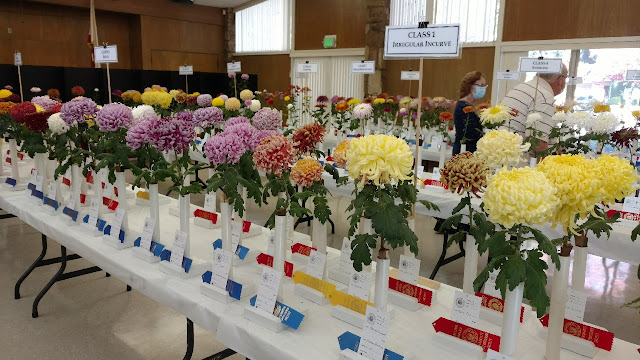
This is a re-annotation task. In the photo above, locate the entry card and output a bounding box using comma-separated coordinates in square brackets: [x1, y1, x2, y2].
[35, 176, 44, 191]
[110, 208, 125, 241]
[204, 194, 216, 212]
[431, 167, 441, 181]
[566, 77, 583, 85]
[66, 191, 77, 210]
[496, 71, 519, 80]
[103, 183, 114, 198]
[48, 182, 57, 200]
[349, 270, 372, 301]
[306, 250, 326, 279]
[451, 291, 481, 327]
[339, 237, 353, 273]
[87, 198, 100, 228]
[30, 170, 37, 185]
[267, 230, 275, 256]
[231, 221, 241, 253]
[352, 61, 375, 74]
[518, 57, 562, 73]
[623, 196, 640, 214]
[169, 230, 188, 266]
[359, 306, 390, 360]
[565, 288, 587, 323]
[416, 165, 424, 179]
[626, 70, 640, 81]
[486, 349, 515, 360]
[14, 52, 22, 66]
[211, 249, 233, 290]
[139, 217, 156, 251]
[398, 254, 420, 285]
[401, 71, 419, 81]
[255, 266, 282, 314]
[179, 65, 193, 75]
[94, 45, 118, 64]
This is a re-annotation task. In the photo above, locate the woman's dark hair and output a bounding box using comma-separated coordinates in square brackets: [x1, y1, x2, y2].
[458, 71, 484, 99]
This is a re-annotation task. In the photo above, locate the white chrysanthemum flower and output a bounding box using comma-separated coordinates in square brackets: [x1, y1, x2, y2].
[476, 129, 531, 169]
[526, 112, 543, 127]
[131, 105, 155, 124]
[551, 111, 567, 123]
[591, 112, 619, 135]
[352, 103, 373, 119]
[47, 113, 70, 134]
[249, 99, 261, 112]
[287, 104, 294, 110]
[565, 111, 593, 129]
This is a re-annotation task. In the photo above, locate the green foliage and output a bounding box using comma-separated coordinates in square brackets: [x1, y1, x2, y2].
[350, 233, 378, 272]
[324, 163, 349, 186]
[576, 207, 619, 240]
[418, 199, 440, 212]
[632, 223, 640, 242]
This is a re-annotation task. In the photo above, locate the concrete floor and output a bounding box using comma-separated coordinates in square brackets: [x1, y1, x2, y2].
[1, 179, 639, 359]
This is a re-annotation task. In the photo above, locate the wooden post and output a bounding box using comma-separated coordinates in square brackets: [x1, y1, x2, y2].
[412, 58, 424, 217]
[17, 64, 23, 102]
[185, 75, 189, 94]
[106, 63, 112, 104]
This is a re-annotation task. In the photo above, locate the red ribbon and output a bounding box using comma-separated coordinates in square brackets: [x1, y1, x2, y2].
[424, 179, 448, 189]
[80, 194, 86, 204]
[103, 197, 118, 211]
[5, 157, 10, 164]
[85, 171, 93, 184]
[102, 182, 119, 197]
[388, 277, 433, 306]
[291, 243, 317, 256]
[17, 153, 23, 160]
[194, 209, 218, 224]
[475, 292, 524, 323]
[230, 219, 253, 232]
[606, 209, 640, 222]
[538, 314, 614, 351]
[432, 317, 500, 352]
[62, 177, 71, 186]
[256, 253, 293, 278]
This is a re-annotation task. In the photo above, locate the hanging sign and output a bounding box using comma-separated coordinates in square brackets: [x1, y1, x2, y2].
[297, 63, 318, 73]
[566, 77, 583, 85]
[94, 45, 118, 64]
[496, 71, 519, 80]
[384, 24, 461, 59]
[14, 52, 22, 66]
[179, 65, 193, 75]
[227, 62, 241, 72]
[518, 57, 562, 73]
[401, 71, 420, 80]
[626, 70, 640, 80]
[351, 61, 375, 74]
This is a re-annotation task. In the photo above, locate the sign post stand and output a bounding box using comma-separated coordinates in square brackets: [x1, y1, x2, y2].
[227, 61, 242, 98]
[14, 51, 23, 102]
[179, 66, 194, 93]
[94, 44, 119, 104]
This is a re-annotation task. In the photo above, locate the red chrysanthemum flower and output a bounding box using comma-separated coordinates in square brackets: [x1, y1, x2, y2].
[439, 111, 453, 122]
[47, 88, 60, 99]
[24, 111, 51, 132]
[292, 122, 325, 154]
[252, 135, 297, 176]
[71, 86, 85, 97]
[611, 128, 639, 148]
[268, 99, 275, 105]
[10, 102, 36, 124]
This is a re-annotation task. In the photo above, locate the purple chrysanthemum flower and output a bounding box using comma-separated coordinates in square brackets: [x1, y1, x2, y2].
[228, 72, 236, 79]
[31, 95, 60, 112]
[316, 95, 329, 103]
[4, 85, 13, 90]
[193, 107, 223, 128]
[204, 132, 245, 165]
[225, 122, 258, 150]
[252, 108, 282, 131]
[96, 103, 133, 132]
[220, 94, 229, 101]
[148, 116, 194, 153]
[60, 97, 98, 125]
[126, 114, 156, 150]
[197, 94, 213, 107]
[330, 96, 341, 104]
[241, 74, 249, 80]
[244, 99, 252, 107]
[176, 110, 193, 124]
[225, 116, 249, 128]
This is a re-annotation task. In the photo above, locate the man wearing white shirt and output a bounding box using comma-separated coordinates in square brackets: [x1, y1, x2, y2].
[501, 64, 568, 153]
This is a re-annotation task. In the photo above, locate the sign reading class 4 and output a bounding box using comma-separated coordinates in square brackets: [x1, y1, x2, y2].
[94, 45, 118, 64]
[384, 25, 461, 59]
[518, 57, 562, 73]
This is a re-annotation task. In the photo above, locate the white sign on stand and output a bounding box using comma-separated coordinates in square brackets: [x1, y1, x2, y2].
[227, 62, 241, 73]
[450, 291, 481, 327]
[179, 65, 193, 75]
[496, 71, 519, 80]
[94, 45, 118, 63]
[566, 77, 583, 85]
[401, 71, 420, 80]
[14, 52, 22, 66]
[297, 63, 318, 73]
[518, 57, 562, 73]
[139, 217, 156, 251]
[352, 61, 375, 74]
[359, 306, 390, 360]
[384, 25, 461, 59]
[626, 70, 640, 80]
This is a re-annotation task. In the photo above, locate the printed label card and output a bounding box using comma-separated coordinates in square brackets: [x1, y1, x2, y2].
[359, 306, 390, 360]
[348, 270, 373, 301]
[451, 291, 481, 327]
[255, 266, 283, 314]
[169, 230, 188, 266]
[139, 217, 156, 251]
[305, 250, 327, 279]
[211, 249, 233, 290]
[397, 254, 420, 285]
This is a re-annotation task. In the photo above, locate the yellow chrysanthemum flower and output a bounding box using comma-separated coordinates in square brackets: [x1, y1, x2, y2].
[632, 110, 640, 119]
[475, 129, 530, 169]
[212, 97, 224, 107]
[34, 104, 45, 113]
[86, 117, 95, 127]
[386, 98, 394, 103]
[595, 155, 638, 205]
[479, 105, 511, 126]
[284, 96, 291, 101]
[348, 99, 360, 107]
[240, 89, 254, 101]
[593, 103, 611, 113]
[225, 97, 241, 111]
[191, 92, 200, 96]
[483, 167, 560, 229]
[169, 89, 180, 99]
[345, 134, 413, 187]
[141, 90, 172, 109]
[132, 92, 142, 103]
[536, 154, 602, 234]
[0, 89, 12, 99]
[290, 158, 324, 188]
[373, 98, 385, 104]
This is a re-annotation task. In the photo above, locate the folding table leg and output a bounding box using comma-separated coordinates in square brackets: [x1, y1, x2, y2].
[184, 318, 194, 360]
[32, 245, 67, 318]
[15, 234, 47, 299]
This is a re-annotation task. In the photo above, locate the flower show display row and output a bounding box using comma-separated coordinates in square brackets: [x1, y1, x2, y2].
[0, 152, 637, 360]
[1, 83, 640, 360]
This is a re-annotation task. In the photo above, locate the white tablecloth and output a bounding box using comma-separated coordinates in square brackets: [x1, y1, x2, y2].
[1, 157, 638, 360]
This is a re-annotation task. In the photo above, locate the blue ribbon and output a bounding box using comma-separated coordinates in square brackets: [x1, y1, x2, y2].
[103, 225, 125, 242]
[31, 189, 44, 199]
[249, 295, 305, 330]
[43, 196, 59, 210]
[82, 215, 107, 231]
[201, 271, 243, 300]
[337, 331, 404, 360]
[5, 178, 17, 187]
[27, 182, 35, 190]
[62, 207, 79, 222]
[159, 249, 193, 273]
[133, 238, 165, 257]
[213, 238, 250, 260]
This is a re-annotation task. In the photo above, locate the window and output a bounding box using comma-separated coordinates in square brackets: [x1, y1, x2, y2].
[235, 0, 291, 53]
[390, 0, 500, 44]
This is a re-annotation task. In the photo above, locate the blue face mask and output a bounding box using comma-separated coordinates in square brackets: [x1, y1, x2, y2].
[473, 86, 487, 99]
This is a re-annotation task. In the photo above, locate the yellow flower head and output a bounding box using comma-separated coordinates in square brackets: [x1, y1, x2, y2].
[240, 89, 254, 101]
[284, 96, 291, 102]
[0, 89, 12, 99]
[348, 99, 360, 107]
[333, 139, 350, 168]
[169, 89, 180, 99]
[225, 97, 241, 111]
[483, 167, 560, 229]
[212, 97, 225, 107]
[479, 105, 511, 126]
[399, 97, 412, 106]
[141, 90, 173, 109]
[34, 104, 45, 113]
[476, 129, 530, 169]
[346, 134, 413, 187]
[132, 92, 142, 103]
[386, 98, 395, 103]
[595, 155, 638, 205]
[632, 110, 640, 119]
[536, 154, 602, 233]
[290, 158, 324, 188]
[373, 98, 385, 104]
[86, 117, 95, 127]
[593, 103, 611, 113]
[440, 152, 491, 197]
[191, 92, 200, 96]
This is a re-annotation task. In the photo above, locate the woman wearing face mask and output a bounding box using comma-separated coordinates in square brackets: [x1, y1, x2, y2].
[452, 71, 487, 155]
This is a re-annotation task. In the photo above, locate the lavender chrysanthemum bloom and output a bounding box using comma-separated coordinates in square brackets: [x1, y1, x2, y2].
[244, 99, 252, 107]
[316, 95, 329, 103]
[220, 94, 229, 101]
[252, 108, 282, 131]
[126, 114, 156, 150]
[225, 122, 258, 150]
[60, 97, 98, 125]
[31, 95, 60, 112]
[176, 110, 193, 124]
[204, 132, 245, 165]
[193, 107, 223, 128]
[96, 103, 134, 132]
[4, 85, 13, 90]
[330, 96, 341, 104]
[225, 116, 249, 128]
[197, 94, 213, 107]
[251, 129, 279, 149]
[228, 72, 236, 79]
[241, 74, 249, 80]
[148, 116, 194, 153]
